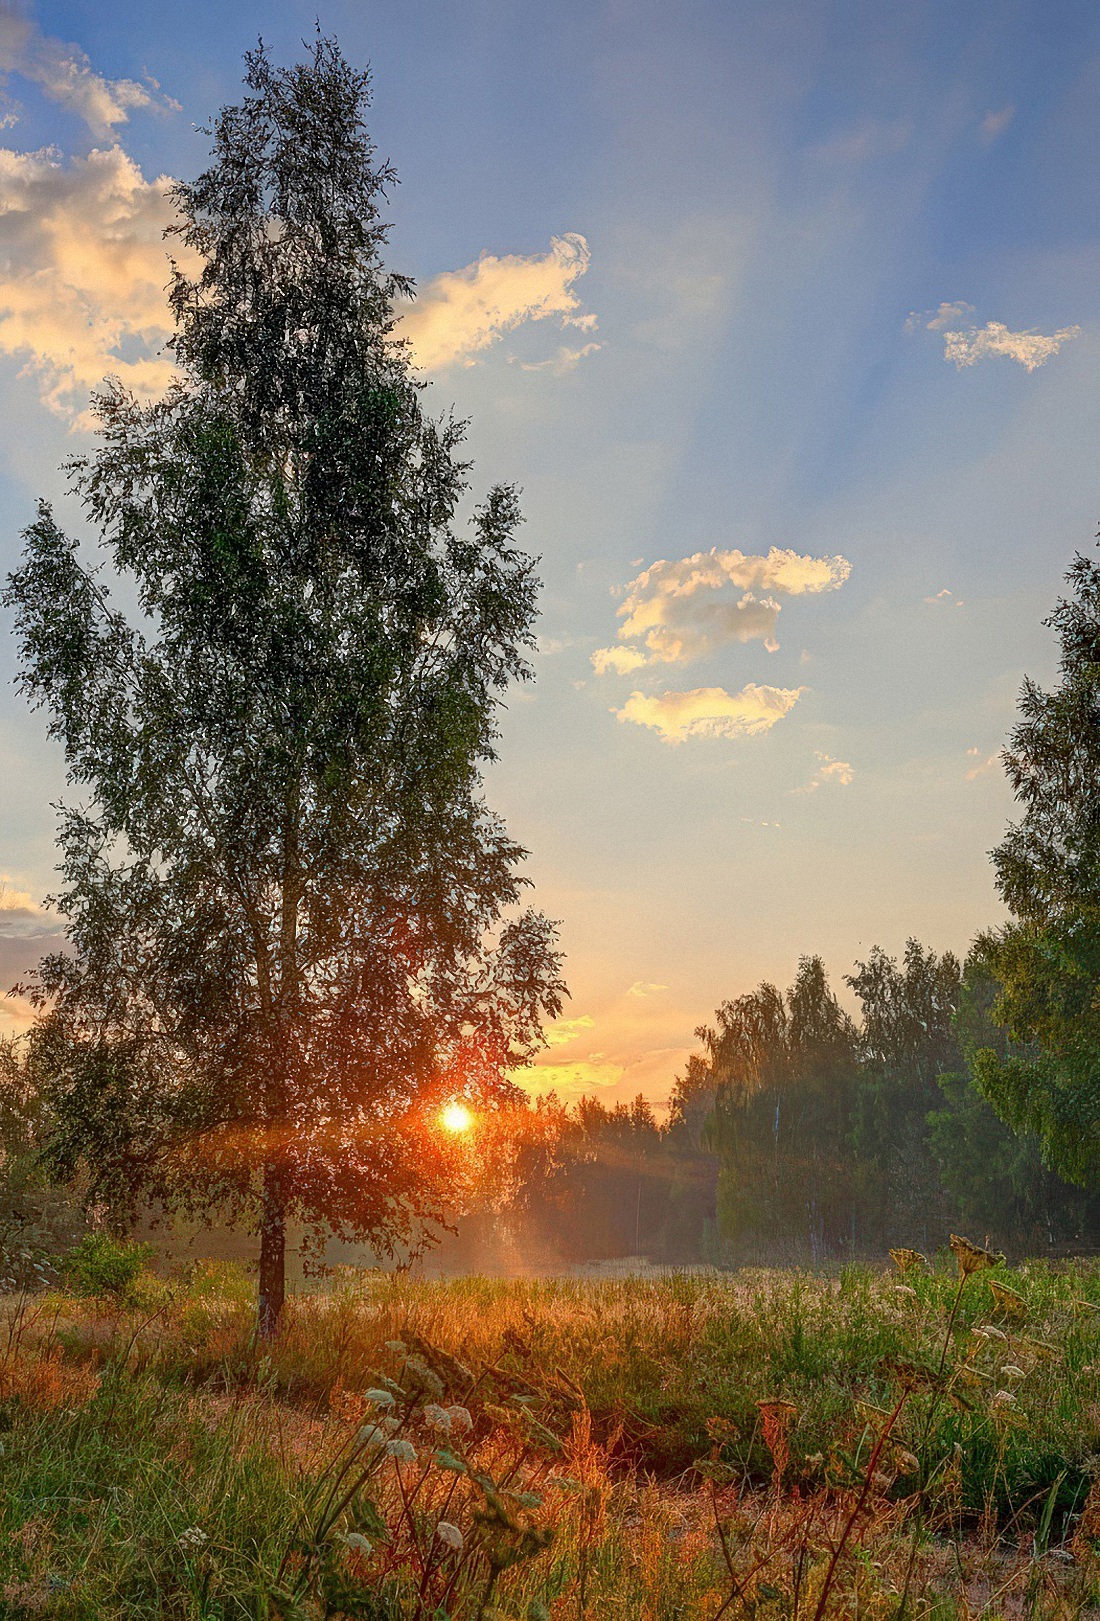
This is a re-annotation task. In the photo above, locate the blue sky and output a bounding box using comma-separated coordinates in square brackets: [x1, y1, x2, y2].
[0, 0, 1098, 1103]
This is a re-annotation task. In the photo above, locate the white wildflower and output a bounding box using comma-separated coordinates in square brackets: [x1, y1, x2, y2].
[446, 1404, 473, 1432]
[991, 1389, 1018, 1407]
[340, 1531, 372, 1553]
[386, 1438, 417, 1462]
[179, 1526, 208, 1550]
[364, 1388, 396, 1409]
[1000, 1364, 1026, 1382]
[423, 1403, 452, 1432]
[436, 1521, 464, 1551]
[357, 1424, 387, 1449]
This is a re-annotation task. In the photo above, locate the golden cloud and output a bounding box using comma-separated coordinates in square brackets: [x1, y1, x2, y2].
[797, 750, 854, 792]
[614, 682, 806, 744]
[397, 232, 596, 371]
[544, 1014, 596, 1048]
[0, 143, 186, 422]
[0, 144, 595, 422]
[593, 546, 850, 673]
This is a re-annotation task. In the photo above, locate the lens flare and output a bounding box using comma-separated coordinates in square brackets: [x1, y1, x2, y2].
[440, 1101, 474, 1135]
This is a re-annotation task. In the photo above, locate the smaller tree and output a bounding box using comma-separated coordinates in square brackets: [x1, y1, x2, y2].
[974, 542, 1100, 1186]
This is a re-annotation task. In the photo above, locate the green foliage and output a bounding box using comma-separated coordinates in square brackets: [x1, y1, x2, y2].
[4, 36, 564, 1328]
[967, 542, 1100, 1189]
[58, 1233, 155, 1300]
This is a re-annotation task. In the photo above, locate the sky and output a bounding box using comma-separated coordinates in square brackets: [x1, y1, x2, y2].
[0, 0, 1097, 1107]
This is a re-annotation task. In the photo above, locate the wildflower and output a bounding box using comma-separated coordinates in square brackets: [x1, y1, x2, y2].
[179, 1527, 208, 1551]
[949, 1234, 1004, 1278]
[991, 1389, 1018, 1407]
[386, 1438, 417, 1462]
[756, 1399, 797, 1485]
[893, 1447, 920, 1474]
[385, 1340, 407, 1355]
[356, 1424, 387, 1449]
[893, 1284, 918, 1298]
[364, 1388, 396, 1409]
[890, 1248, 929, 1275]
[1000, 1364, 1026, 1382]
[340, 1531, 372, 1553]
[446, 1404, 473, 1432]
[435, 1521, 464, 1551]
[422, 1403, 452, 1432]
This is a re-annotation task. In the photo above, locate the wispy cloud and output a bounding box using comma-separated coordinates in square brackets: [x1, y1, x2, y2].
[796, 750, 854, 793]
[965, 747, 1000, 781]
[0, 6, 176, 137]
[518, 341, 601, 375]
[398, 232, 596, 371]
[614, 682, 806, 744]
[592, 547, 850, 674]
[809, 117, 910, 165]
[908, 301, 1081, 371]
[627, 981, 667, 999]
[979, 105, 1015, 146]
[925, 587, 964, 607]
[544, 1014, 596, 1047]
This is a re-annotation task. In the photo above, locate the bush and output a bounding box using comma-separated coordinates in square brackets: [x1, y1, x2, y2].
[59, 1233, 154, 1300]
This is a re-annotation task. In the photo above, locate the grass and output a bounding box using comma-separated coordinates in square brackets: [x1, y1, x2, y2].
[3, 1248, 1100, 1616]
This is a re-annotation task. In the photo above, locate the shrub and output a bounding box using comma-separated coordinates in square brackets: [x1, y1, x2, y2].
[58, 1233, 154, 1300]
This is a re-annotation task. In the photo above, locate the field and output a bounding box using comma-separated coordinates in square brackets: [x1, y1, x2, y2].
[4, 1249, 1100, 1618]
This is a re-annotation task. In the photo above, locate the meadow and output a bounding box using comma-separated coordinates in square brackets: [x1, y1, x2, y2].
[3, 1244, 1100, 1618]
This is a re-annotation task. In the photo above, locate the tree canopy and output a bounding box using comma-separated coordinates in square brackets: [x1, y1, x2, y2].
[5, 37, 565, 1332]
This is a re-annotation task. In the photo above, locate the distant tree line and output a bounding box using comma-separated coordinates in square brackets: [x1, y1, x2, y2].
[447, 933, 1100, 1269]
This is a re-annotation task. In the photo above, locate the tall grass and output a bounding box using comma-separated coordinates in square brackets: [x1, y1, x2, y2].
[4, 1248, 1100, 1615]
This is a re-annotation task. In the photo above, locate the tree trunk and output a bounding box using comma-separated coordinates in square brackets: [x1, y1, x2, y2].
[258, 1162, 286, 1339]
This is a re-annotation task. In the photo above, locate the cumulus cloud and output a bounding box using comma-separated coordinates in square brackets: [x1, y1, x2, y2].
[592, 546, 850, 673]
[797, 750, 854, 793]
[943, 321, 1080, 372]
[0, 7, 175, 137]
[925, 587, 964, 607]
[0, 143, 186, 421]
[0, 138, 593, 422]
[908, 301, 1080, 371]
[614, 682, 806, 744]
[397, 232, 596, 371]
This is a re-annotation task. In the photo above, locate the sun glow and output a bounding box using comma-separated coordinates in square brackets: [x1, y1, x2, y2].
[439, 1101, 474, 1135]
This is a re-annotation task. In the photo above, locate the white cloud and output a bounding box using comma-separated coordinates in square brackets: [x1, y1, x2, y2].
[797, 750, 854, 793]
[943, 320, 1081, 372]
[398, 232, 596, 371]
[908, 302, 1081, 372]
[979, 105, 1015, 145]
[0, 143, 186, 422]
[925, 587, 964, 607]
[614, 682, 806, 744]
[519, 340, 601, 375]
[592, 546, 850, 674]
[627, 981, 667, 999]
[0, 8, 175, 137]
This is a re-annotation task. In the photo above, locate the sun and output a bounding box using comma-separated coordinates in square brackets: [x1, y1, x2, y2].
[439, 1101, 474, 1135]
